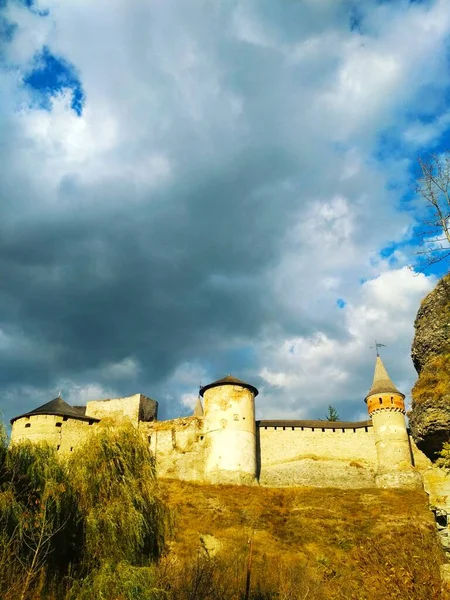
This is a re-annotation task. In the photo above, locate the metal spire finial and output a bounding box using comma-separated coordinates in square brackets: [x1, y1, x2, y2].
[370, 340, 386, 357]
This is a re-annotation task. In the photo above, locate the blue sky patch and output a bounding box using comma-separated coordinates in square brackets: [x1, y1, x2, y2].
[336, 298, 346, 309]
[24, 46, 85, 115]
[18, 0, 49, 17]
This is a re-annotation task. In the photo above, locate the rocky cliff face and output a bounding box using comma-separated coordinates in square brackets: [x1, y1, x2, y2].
[409, 273, 450, 459]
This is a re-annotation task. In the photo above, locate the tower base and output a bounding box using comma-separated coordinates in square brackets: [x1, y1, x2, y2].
[375, 470, 423, 490]
[204, 470, 258, 486]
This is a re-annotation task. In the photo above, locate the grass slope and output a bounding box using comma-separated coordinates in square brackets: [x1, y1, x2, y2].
[159, 480, 445, 600]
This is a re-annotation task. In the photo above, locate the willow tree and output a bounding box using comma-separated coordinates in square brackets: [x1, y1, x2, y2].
[0, 421, 168, 600]
[68, 422, 167, 569]
[65, 423, 168, 599]
[0, 440, 80, 600]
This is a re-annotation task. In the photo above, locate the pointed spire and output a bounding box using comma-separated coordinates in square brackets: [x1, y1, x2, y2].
[193, 397, 204, 417]
[365, 356, 405, 401]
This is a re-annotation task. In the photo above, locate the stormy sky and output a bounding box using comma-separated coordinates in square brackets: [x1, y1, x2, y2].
[1, 0, 449, 426]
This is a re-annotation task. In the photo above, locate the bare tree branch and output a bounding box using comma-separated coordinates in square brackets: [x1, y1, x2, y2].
[414, 153, 450, 268]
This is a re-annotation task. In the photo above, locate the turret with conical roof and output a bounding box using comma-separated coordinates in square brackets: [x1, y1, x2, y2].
[10, 396, 99, 424]
[365, 354, 421, 490]
[9, 395, 100, 453]
[365, 355, 405, 416]
[201, 374, 258, 485]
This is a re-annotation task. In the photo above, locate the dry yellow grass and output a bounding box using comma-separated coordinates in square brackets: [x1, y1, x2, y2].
[412, 353, 450, 405]
[158, 480, 445, 600]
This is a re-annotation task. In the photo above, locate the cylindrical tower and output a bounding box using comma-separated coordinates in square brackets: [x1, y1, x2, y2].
[366, 356, 421, 489]
[200, 375, 258, 485]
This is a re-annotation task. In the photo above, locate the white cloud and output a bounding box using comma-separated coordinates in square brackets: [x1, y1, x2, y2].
[56, 381, 117, 405]
[100, 357, 140, 381]
[257, 268, 435, 419]
[180, 393, 198, 411]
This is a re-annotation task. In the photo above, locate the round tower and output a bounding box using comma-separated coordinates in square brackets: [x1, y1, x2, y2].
[365, 356, 421, 489]
[200, 375, 258, 485]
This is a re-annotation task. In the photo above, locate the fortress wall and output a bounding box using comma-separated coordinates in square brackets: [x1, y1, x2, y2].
[140, 416, 205, 482]
[258, 425, 378, 488]
[86, 394, 143, 423]
[10, 415, 95, 454]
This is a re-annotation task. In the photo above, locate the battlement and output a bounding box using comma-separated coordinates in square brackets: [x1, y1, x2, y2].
[257, 419, 372, 431]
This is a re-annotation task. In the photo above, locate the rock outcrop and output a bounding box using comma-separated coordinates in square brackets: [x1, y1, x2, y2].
[409, 273, 450, 459]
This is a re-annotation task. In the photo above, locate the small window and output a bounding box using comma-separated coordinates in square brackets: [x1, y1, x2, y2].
[70, 447, 73, 452]
[25, 423, 31, 428]
[292, 427, 295, 431]
[242, 417, 246, 420]
[148, 435, 152, 444]
[379, 398, 382, 405]
[322, 428, 325, 432]
[63, 416, 68, 422]
[200, 435, 204, 440]
[56, 445, 60, 450]
[55, 422, 62, 427]
[391, 398, 394, 405]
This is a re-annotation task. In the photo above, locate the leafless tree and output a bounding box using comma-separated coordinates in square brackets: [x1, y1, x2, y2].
[415, 153, 450, 267]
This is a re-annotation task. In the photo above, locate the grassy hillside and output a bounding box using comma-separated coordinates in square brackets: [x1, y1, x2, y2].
[1, 425, 446, 599]
[158, 480, 445, 600]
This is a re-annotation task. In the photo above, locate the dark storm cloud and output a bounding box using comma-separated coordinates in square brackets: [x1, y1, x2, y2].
[0, 0, 447, 424]
[0, 140, 314, 393]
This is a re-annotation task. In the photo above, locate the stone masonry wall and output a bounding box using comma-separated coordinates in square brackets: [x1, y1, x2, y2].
[140, 416, 205, 482]
[11, 410, 432, 490]
[86, 394, 144, 422]
[258, 424, 378, 488]
[140, 419, 382, 488]
[10, 414, 96, 454]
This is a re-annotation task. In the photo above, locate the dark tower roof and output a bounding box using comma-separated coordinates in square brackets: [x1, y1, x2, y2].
[199, 374, 259, 397]
[365, 356, 405, 401]
[10, 397, 100, 424]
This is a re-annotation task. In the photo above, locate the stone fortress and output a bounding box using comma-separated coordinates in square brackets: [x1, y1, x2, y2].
[10, 354, 439, 492]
